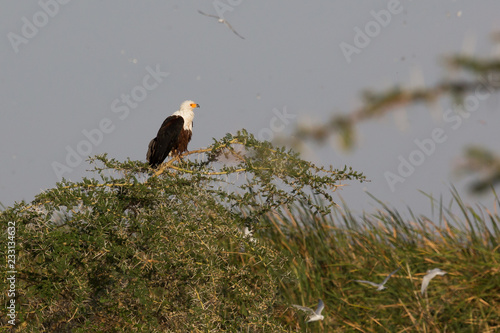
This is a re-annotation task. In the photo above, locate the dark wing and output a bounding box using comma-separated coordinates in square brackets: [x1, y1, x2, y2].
[223, 21, 245, 39]
[197, 10, 219, 19]
[147, 115, 184, 167]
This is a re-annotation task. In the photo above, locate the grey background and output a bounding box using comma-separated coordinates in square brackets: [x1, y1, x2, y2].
[1, 1, 499, 217]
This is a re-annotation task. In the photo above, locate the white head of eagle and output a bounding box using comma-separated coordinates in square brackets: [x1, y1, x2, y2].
[147, 100, 200, 167]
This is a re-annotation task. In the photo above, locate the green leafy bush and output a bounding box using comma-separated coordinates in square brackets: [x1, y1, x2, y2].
[0, 131, 364, 332]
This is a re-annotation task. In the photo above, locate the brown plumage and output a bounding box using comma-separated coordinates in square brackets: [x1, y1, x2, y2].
[147, 100, 199, 167]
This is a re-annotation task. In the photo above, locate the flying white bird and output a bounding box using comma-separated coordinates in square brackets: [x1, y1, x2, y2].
[354, 268, 400, 291]
[291, 299, 325, 323]
[421, 268, 447, 295]
[197, 10, 245, 39]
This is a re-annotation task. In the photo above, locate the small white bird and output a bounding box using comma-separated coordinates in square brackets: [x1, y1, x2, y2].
[239, 226, 257, 252]
[197, 10, 245, 39]
[243, 226, 256, 243]
[421, 268, 447, 295]
[292, 299, 325, 323]
[354, 268, 400, 291]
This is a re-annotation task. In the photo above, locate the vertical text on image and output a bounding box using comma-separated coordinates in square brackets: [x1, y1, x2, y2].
[6, 221, 17, 326]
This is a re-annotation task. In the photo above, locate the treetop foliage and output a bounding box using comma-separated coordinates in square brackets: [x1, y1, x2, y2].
[0, 130, 365, 331]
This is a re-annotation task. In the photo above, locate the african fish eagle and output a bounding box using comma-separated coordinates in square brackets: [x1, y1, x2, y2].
[147, 100, 200, 167]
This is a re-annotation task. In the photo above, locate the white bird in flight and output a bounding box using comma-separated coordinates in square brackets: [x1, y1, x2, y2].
[354, 268, 400, 291]
[291, 299, 325, 323]
[421, 268, 447, 295]
[197, 10, 245, 39]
